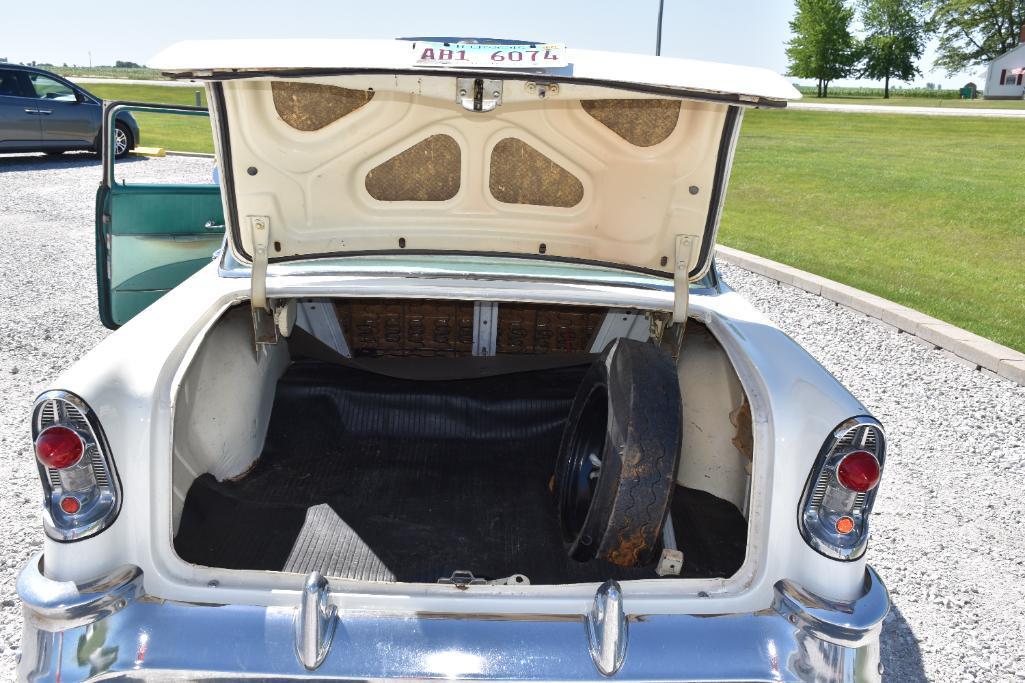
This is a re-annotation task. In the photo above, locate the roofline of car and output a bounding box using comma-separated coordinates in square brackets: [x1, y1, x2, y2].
[0, 64, 101, 104]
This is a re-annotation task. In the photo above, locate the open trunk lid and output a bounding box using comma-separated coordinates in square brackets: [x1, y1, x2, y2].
[150, 39, 798, 284]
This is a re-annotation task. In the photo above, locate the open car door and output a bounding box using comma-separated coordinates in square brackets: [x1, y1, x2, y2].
[95, 102, 223, 329]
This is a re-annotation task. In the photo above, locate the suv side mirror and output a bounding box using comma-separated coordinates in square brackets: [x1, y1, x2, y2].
[74, 90, 86, 104]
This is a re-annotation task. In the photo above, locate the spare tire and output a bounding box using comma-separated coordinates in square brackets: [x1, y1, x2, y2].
[555, 338, 683, 567]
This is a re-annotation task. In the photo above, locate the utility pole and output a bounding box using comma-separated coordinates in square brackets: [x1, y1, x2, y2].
[89, 51, 92, 67]
[655, 0, 665, 56]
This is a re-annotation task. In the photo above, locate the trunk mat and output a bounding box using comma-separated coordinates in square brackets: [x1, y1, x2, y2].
[174, 361, 746, 583]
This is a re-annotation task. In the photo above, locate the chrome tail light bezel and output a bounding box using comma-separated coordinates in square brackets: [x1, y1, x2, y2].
[798, 416, 885, 561]
[32, 390, 122, 542]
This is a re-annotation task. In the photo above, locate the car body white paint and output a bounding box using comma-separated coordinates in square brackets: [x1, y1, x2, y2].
[20, 43, 885, 681]
[43, 256, 869, 614]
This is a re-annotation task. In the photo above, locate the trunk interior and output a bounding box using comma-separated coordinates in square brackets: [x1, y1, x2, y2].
[171, 299, 752, 585]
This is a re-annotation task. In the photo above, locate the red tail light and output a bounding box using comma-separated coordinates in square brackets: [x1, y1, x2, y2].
[798, 417, 886, 561]
[35, 426, 85, 469]
[836, 450, 881, 492]
[32, 391, 121, 541]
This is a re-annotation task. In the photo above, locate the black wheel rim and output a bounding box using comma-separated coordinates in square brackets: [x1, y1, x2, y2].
[558, 385, 608, 540]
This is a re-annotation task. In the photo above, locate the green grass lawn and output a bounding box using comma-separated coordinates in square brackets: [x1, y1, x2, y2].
[721, 109, 1025, 352]
[82, 83, 214, 153]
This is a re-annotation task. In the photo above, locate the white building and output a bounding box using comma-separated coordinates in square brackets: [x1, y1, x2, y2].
[984, 26, 1025, 99]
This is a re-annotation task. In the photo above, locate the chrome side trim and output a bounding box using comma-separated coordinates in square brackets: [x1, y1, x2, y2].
[586, 580, 628, 676]
[773, 565, 890, 648]
[272, 274, 671, 311]
[294, 571, 337, 670]
[17, 554, 142, 631]
[216, 255, 686, 311]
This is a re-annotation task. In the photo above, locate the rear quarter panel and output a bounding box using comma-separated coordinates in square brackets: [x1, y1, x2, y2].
[691, 286, 872, 602]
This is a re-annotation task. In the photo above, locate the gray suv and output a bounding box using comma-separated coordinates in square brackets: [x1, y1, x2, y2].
[0, 64, 140, 158]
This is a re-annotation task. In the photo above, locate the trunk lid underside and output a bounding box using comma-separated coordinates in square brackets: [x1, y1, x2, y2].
[151, 39, 798, 280]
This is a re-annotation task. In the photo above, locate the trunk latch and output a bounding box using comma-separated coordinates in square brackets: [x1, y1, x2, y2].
[457, 78, 502, 113]
[438, 570, 531, 588]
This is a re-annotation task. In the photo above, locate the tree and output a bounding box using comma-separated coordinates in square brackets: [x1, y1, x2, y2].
[860, 0, 927, 97]
[787, 0, 861, 97]
[928, 0, 1025, 75]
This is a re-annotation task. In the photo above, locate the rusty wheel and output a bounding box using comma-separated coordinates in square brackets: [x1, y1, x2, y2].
[555, 338, 683, 567]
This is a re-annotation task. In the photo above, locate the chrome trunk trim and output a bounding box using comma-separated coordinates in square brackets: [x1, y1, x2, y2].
[586, 580, 628, 676]
[294, 571, 337, 670]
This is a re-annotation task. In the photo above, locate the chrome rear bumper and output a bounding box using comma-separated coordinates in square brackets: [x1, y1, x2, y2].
[17, 553, 888, 682]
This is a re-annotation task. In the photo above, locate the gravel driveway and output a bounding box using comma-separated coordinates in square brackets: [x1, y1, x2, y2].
[1, 153, 1023, 681]
[0, 153, 213, 679]
[719, 263, 1025, 682]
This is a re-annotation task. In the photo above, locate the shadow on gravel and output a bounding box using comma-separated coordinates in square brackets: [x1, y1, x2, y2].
[0, 152, 147, 172]
[880, 604, 926, 682]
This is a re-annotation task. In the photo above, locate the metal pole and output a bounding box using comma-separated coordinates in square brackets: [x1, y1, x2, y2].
[655, 0, 665, 56]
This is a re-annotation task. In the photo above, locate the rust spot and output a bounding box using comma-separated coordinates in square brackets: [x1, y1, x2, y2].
[729, 394, 754, 471]
[606, 526, 649, 567]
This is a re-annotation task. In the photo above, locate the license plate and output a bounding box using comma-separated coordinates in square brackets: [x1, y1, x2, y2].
[412, 42, 565, 69]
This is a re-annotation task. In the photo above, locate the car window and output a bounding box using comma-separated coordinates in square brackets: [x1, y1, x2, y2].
[0, 71, 25, 97]
[25, 74, 77, 102]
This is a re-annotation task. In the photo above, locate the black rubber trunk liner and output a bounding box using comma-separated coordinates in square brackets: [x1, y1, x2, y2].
[174, 361, 746, 583]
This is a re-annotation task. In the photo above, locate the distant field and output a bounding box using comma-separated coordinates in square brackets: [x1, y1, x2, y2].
[795, 85, 963, 99]
[721, 109, 1025, 353]
[794, 85, 1025, 109]
[82, 83, 213, 153]
[799, 96, 1025, 110]
[48, 66, 167, 80]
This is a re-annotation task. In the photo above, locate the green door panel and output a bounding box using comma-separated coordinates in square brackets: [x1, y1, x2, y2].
[109, 184, 223, 236]
[115, 256, 216, 291]
[98, 184, 223, 328]
[95, 103, 222, 329]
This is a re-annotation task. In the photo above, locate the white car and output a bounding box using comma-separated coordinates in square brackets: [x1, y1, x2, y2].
[17, 39, 889, 682]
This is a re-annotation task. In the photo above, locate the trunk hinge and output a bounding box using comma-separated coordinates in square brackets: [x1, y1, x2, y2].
[248, 215, 277, 346]
[673, 235, 694, 324]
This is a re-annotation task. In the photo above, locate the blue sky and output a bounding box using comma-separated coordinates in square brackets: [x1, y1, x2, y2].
[0, 0, 980, 88]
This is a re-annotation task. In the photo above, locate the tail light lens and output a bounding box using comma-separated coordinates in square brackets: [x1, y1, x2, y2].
[35, 426, 86, 469]
[32, 391, 121, 541]
[836, 450, 881, 493]
[798, 416, 885, 561]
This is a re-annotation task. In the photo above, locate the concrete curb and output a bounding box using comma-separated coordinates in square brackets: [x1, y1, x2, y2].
[165, 151, 215, 158]
[716, 245, 1025, 387]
